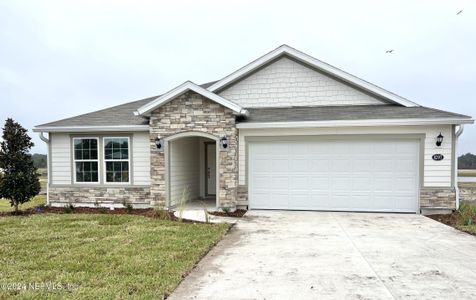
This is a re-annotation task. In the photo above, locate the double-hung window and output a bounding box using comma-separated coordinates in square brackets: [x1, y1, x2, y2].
[73, 138, 99, 183]
[104, 137, 130, 183]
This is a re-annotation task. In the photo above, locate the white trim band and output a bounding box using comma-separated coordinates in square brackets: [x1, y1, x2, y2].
[33, 125, 150, 133]
[135, 81, 246, 116]
[236, 118, 475, 129]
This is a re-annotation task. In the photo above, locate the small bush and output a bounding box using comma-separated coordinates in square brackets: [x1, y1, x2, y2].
[63, 203, 74, 214]
[122, 200, 133, 214]
[222, 207, 231, 216]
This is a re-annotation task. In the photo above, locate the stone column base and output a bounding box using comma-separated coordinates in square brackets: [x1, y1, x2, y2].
[420, 187, 456, 214]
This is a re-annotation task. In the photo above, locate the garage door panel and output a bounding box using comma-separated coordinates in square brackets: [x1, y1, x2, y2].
[290, 176, 309, 190]
[353, 160, 373, 171]
[309, 176, 330, 190]
[310, 159, 330, 171]
[374, 160, 394, 171]
[332, 176, 353, 191]
[394, 177, 417, 190]
[374, 143, 396, 153]
[394, 195, 417, 210]
[395, 159, 416, 171]
[396, 142, 419, 153]
[290, 159, 310, 172]
[253, 159, 272, 172]
[351, 193, 373, 208]
[352, 176, 372, 191]
[269, 176, 289, 190]
[249, 139, 419, 212]
[270, 159, 289, 172]
[332, 160, 352, 172]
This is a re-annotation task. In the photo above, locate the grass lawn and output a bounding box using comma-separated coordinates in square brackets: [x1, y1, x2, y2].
[0, 195, 47, 212]
[455, 203, 476, 235]
[0, 214, 230, 299]
[459, 182, 476, 189]
[458, 169, 476, 177]
[37, 168, 48, 192]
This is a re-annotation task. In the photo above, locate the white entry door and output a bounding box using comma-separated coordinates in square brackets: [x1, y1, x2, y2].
[248, 138, 419, 212]
[206, 143, 216, 196]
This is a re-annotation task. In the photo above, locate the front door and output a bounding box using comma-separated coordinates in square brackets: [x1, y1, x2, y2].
[206, 143, 216, 196]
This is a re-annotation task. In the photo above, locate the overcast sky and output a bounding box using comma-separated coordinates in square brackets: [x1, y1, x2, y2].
[1, 0, 474, 155]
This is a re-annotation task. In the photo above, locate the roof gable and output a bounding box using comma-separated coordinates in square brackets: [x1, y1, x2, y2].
[135, 81, 248, 116]
[208, 45, 419, 107]
[218, 56, 388, 108]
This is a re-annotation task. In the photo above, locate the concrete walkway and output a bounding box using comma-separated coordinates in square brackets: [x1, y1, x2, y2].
[169, 211, 476, 300]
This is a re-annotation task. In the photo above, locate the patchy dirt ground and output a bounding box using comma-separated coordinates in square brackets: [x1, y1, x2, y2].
[427, 213, 461, 227]
[208, 209, 247, 218]
[427, 204, 476, 236]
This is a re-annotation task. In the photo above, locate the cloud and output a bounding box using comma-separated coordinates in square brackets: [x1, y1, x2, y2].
[0, 0, 474, 154]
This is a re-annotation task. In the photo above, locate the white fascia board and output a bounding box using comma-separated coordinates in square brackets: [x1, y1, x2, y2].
[236, 118, 474, 129]
[32, 125, 150, 133]
[135, 81, 245, 116]
[208, 45, 419, 108]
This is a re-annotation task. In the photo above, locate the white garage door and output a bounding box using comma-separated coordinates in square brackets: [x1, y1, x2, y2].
[248, 138, 419, 212]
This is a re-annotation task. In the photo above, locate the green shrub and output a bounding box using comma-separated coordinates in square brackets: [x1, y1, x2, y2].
[222, 207, 231, 216]
[63, 203, 74, 214]
[122, 200, 133, 214]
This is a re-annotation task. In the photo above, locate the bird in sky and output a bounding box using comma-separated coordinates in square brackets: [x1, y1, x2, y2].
[457, 10, 463, 15]
[386, 50, 394, 54]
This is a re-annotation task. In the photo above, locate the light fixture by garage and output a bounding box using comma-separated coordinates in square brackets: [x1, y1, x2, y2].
[436, 132, 444, 147]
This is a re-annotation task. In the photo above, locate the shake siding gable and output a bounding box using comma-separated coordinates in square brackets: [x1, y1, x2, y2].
[218, 57, 387, 108]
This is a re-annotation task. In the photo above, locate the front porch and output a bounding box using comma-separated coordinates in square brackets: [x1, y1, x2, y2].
[166, 133, 219, 210]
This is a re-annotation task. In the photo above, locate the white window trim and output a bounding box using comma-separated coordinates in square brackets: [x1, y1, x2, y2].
[102, 137, 131, 185]
[72, 137, 100, 184]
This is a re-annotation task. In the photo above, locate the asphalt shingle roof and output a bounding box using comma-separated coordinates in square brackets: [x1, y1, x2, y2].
[238, 105, 472, 123]
[36, 81, 219, 128]
[36, 79, 471, 128]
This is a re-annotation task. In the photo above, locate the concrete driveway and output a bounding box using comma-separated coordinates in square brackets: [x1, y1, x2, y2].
[169, 211, 476, 299]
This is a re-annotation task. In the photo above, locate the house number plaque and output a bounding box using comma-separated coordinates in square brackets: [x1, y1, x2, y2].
[432, 154, 444, 161]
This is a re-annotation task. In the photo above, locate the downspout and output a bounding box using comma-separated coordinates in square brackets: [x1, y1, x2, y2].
[454, 125, 465, 210]
[38, 132, 50, 206]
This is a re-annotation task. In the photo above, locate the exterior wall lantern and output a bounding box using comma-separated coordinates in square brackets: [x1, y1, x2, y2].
[220, 135, 229, 150]
[436, 132, 444, 147]
[155, 136, 163, 151]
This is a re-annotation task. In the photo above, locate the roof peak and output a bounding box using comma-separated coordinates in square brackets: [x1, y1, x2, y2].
[207, 45, 419, 107]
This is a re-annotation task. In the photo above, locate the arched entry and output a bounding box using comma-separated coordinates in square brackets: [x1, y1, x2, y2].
[164, 131, 219, 208]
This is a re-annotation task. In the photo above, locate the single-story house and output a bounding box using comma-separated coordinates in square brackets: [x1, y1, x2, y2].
[34, 45, 473, 214]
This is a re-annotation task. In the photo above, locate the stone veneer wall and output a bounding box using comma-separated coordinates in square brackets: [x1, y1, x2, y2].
[460, 187, 476, 205]
[420, 188, 456, 209]
[149, 91, 238, 208]
[237, 185, 248, 207]
[48, 186, 151, 207]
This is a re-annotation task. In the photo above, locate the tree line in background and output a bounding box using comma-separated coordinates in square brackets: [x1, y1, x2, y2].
[459, 153, 476, 169]
[32, 153, 47, 168]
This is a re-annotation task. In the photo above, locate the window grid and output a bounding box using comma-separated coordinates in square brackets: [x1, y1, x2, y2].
[73, 138, 99, 183]
[103, 137, 130, 184]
